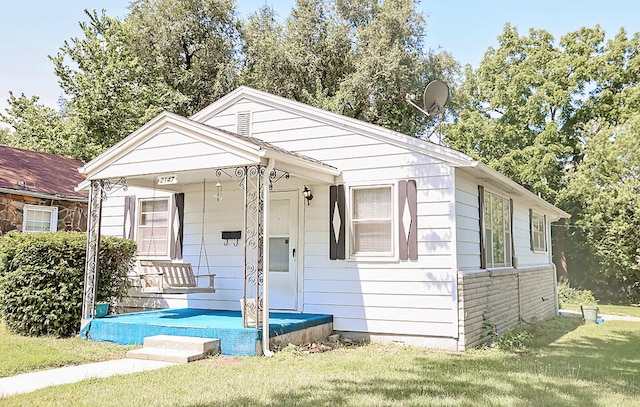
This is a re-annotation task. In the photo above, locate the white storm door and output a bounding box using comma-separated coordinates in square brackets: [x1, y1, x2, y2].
[269, 190, 298, 310]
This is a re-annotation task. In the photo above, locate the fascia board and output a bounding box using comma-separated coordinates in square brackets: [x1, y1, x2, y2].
[470, 162, 571, 220]
[0, 187, 87, 202]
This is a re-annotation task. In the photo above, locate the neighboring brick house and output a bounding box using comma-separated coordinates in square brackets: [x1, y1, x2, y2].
[0, 146, 87, 234]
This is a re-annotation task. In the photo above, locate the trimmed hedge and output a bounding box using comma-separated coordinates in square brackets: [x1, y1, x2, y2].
[0, 231, 136, 337]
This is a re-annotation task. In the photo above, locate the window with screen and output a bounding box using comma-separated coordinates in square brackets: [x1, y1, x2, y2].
[351, 186, 393, 257]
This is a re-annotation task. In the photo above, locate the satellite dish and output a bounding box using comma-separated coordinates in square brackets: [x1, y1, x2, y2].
[422, 80, 449, 116]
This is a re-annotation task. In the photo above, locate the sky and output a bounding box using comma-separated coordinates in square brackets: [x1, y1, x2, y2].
[0, 0, 638, 114]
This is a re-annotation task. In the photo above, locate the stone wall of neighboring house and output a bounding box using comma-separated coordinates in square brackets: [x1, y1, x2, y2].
[457, 265, 557, 350]
[0, 193, 88, 234]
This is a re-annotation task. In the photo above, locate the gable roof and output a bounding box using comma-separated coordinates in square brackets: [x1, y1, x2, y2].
[0, 146, 86, 200]
[78, 111, 340, 189]
[192, 86, 476, 167]
[191, 86, 570, 220]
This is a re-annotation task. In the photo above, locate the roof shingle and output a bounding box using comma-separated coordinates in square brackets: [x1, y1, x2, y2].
[0, 146, 86, 199]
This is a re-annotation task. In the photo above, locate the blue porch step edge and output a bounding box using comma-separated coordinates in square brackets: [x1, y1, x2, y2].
[80, 308, 333, 356]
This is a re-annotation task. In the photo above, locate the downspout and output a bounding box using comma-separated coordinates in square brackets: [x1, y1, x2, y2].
[262, 158, 276, 357]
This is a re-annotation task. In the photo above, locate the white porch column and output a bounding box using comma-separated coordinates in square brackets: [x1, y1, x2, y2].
[81, 179, 105, 328]
[261, 158, 275, 356]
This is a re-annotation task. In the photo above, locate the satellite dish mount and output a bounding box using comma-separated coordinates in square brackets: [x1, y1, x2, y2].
[405, 79, 450, 143]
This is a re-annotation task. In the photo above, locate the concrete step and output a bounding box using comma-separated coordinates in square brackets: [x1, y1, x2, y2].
[143, 335, 220, 353]
[126, 335, 221, 364]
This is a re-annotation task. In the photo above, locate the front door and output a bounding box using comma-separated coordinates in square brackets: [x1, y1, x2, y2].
[269, 190, 298, 310]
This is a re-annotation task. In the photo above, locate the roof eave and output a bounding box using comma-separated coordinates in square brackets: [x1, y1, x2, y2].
[0, 187, 88, 202]
[470, 162, 571, 221]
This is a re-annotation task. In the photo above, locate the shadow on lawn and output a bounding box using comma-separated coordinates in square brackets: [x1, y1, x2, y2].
[189, 318, 639, 407]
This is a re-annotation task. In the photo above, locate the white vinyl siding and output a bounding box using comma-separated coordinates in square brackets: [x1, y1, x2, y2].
[23, 205, 57, 232]
[350, 186, 393, 257]
[203, 98, 459, 339]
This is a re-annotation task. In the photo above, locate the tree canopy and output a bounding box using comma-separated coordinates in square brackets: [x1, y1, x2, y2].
[447, 24, 640, 300]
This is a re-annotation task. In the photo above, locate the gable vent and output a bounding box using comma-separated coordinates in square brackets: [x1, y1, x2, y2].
[237, 111, 251, 136]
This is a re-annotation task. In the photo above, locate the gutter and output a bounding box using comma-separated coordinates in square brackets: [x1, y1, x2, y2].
[261, 158, 276, 357]
[0, 187, 87, 202]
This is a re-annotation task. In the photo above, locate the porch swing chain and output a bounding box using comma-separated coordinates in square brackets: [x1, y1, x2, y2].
[196, 179, 211, 277]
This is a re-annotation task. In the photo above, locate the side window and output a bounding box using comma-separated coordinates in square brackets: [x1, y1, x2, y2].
[23, 205, 58, 232]
[530, 210, 547, 252]
[350, 186, 393, 257]
[482, 190, 512, 268]
[138, 198, 169, 257]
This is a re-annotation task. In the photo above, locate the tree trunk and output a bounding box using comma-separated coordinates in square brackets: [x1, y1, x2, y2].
[553, 218, 568, 282]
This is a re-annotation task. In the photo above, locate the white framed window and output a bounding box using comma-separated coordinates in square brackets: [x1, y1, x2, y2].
[530, 210, 547, 252]
[23, 205, 58, 232]
[483, 190, 512, 268]
[350, 185, 394, 257]
[138, 198, 169, 257]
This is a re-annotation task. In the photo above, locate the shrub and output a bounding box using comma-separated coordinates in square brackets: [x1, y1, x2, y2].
[0, 231, 136, 337]
[557, 281, 597, 308]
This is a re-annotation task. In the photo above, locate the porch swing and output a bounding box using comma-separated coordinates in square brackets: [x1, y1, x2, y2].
[138, 180, 216, 294]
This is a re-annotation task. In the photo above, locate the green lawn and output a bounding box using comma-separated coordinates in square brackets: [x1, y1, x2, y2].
[3, 317, 639, 406]
[0, 322, 135, 378]
[561, 303, 640, 318]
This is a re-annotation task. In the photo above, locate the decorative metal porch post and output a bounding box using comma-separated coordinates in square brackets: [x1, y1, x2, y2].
[81, 179, 105, 324]
[242, 165, 264, 328]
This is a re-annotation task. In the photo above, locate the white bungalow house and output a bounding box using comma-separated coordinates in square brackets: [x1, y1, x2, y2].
[78, 86, 569, 351]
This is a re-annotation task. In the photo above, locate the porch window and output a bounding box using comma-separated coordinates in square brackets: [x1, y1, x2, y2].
[350, 186, 393, 256]
[530, 210, 547, 252]
[23, 205, 58, 232]
[482, 190, 512, 268]
[138, 198, 169, 257]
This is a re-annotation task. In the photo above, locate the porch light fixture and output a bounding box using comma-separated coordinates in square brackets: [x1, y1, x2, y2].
[215, 181, 222, 201]
[302, 186, 313, 205]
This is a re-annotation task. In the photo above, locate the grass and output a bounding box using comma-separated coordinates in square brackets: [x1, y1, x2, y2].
[560, 303, 640, 318]
[0, 322, 136, 378]
[2, 316, 639, 406]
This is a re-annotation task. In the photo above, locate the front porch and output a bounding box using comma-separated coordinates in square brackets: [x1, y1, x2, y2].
[80, 308, 333, 356]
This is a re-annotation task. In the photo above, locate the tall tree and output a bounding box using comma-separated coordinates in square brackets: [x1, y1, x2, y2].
[242, 0, 459, 137]
[51, 10, 166, 155]
[445, 24, 606, 202]
[0, 93, 93, 160]
[127, 0, 241, 115]
[560, 116, 640, 300]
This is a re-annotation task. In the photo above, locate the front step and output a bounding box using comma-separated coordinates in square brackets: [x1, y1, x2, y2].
[127, 335, 220, 364]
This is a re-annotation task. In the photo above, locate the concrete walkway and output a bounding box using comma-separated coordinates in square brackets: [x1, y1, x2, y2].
[0, 358, 176, 398]
[558, 309, 640, 322]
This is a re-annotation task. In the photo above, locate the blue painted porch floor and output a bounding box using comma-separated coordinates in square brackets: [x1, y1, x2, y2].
[80, 308, 333, 356]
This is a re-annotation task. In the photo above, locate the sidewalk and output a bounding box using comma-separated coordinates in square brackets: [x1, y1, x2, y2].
[558, 309, 640, 322]
[0, 358, 175, 398]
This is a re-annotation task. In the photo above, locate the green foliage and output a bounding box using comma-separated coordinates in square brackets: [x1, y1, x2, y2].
[127, 0, 241, 115]
[0, 93, 94, 160]
[50, 10, 168, 158]
[242, 0, 460, 137]
[557, 281, 597, 307]
[482, 315, 533, 353]
[0, 231, 136, 337]
[559, 115, 640, 302]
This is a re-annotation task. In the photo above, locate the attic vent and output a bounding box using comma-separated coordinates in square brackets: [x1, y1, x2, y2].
[237, 111, 251, 137]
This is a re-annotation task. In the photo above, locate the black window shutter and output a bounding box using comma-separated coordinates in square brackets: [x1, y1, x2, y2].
[478, 185, 486, 269]
[170, 193, 185, 259]
[123, 195, 136, 239]
[399, 180, 418, 260]
[329, 185, 346, 260]
[529, 208, 535, 252]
